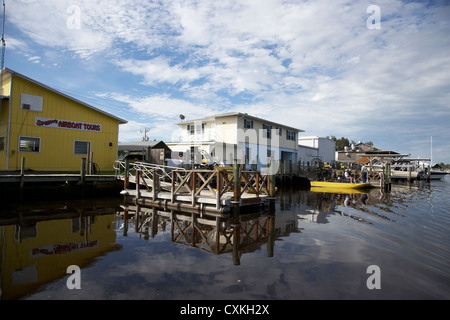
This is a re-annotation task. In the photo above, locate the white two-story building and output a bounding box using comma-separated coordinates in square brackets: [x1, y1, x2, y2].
[298, 136, 336, 166]
[167, 112, 303, 172]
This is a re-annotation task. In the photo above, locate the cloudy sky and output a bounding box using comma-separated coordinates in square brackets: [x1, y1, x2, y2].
[5, 0, 450, 163]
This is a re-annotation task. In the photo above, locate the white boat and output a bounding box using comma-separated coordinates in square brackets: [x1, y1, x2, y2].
[429, 171, 448, 180]
[390, 169, 421, 180]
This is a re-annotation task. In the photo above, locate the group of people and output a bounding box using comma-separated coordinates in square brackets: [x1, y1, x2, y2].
[343, 164, 368, 183]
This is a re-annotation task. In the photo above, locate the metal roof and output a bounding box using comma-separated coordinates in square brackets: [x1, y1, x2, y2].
[175, 112, 304, 132]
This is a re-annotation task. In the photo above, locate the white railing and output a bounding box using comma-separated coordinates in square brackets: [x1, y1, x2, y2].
[114, 160, 187, 185]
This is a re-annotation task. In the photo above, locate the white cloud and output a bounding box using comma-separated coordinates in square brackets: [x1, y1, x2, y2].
[7, 0, 450, 162]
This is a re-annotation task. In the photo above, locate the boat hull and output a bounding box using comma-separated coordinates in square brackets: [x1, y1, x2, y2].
[310, 181, 372, 189]
[429, 171, 448, 180]
[310, 187, 369, 194]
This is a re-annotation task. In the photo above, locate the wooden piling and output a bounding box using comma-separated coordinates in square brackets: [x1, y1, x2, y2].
[124, 158, 130, 189]
[80, 158, 86, 185]
[232, 159, 240, 216]
[269, 160, 276, 197]
[20, 157, 25, 191]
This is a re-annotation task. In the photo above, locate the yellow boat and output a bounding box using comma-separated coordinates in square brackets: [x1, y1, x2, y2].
[310, 181, 372, 189]
[310, 187, 369, 194]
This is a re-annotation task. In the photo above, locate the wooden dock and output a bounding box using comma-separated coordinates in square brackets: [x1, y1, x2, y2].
[114, 160, 277, 217]
[0, 157, 118, 190]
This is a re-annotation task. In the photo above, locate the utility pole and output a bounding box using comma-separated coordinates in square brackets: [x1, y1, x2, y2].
[141, 127, 150, 141]
[1, 0, 6, 94]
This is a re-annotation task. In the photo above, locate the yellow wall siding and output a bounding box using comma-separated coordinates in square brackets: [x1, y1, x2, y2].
[5, 75, 120, 171]
[0, 99, 9, 169]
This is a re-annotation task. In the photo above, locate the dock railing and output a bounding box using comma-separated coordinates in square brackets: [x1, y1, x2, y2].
[114, 160, 275, 212]
[114, 160, 186, 187]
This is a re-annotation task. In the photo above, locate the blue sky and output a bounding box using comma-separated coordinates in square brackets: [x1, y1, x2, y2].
[4, 0, 450, 163]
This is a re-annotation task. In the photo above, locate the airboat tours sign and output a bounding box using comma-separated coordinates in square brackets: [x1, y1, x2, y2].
[35, 117, 101, 132]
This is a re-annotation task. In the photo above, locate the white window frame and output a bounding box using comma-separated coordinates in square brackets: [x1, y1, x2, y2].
[74, 140, 91, 155]
[19, 136, 41, 153]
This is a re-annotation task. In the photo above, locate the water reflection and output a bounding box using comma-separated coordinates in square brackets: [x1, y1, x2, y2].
[117, 185, 410, 266]
[117, 204, 301, 265]
[278, 185, 415, 225]
[2, 179, 447, 300]
[0, 200, 120, 300]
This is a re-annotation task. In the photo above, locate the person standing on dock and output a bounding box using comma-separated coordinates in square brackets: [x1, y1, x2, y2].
[345, 169, 353, 183]
[360, 164, 368, 183]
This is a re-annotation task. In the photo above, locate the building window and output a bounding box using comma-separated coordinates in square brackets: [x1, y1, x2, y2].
[244, 119, 253, 129]
[19, 136, 41, 153]
[187, 124, 204, 135]
[0, 136, 4, 151]
[262, 124, 272, 139]
[286, 130, 296, 141]
[74, 141, 90, 155]
[196, 123, 205, 134]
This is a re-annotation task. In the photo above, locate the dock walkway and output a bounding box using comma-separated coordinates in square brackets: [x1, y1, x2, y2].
[114, 160, 276, 217]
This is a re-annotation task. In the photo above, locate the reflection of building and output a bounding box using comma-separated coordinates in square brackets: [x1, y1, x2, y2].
[0, 68, 127, 171]
[298, 136, 336, 165]
[0, 210, 118, 299]
[167, 112, 303, 170]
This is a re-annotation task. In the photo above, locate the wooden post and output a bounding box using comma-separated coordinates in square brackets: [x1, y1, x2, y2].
[80, 158, 86, 185]
[289, 160, 292, 179]
[20, 157, 25, 191]
[152, 169, 158, 200]
[233, 159, 240, 202]
[124, 158, 130, 189]
[191, 171, 196, 206]
[171, 170, 176, 203]
[269, 160, 276, 197]
[216, 170, 221, 210]
[255, 172, 260, 198]
[136, 170, 141, 199]
[408, 165, 412, 183]
[232, 159, 240, 218]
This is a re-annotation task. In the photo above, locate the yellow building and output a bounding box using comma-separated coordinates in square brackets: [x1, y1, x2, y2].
[0, 68, 127, 172]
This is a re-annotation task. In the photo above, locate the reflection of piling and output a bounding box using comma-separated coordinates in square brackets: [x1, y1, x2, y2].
[232, 160, 241, 265]
[267, 214, 275, 258]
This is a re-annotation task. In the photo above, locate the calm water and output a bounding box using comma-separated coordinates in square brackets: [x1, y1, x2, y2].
[1, 178, 449, 300]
